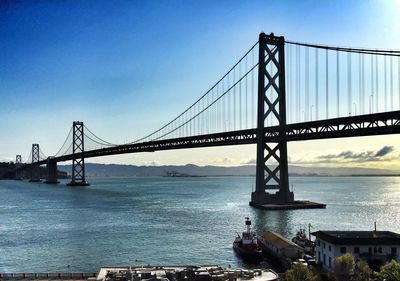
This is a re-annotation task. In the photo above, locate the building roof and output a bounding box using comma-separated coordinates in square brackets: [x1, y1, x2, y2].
[311, 231, 400, 245]
[259, 230, 303, 250]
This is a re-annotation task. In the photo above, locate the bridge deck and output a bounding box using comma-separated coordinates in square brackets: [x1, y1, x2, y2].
[23, 110, 400, 167]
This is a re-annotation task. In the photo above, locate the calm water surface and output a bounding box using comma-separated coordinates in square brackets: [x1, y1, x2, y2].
[0, 176, 399, 272]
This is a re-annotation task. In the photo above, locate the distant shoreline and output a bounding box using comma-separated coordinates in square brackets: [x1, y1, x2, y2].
[56, 163, 400, 178]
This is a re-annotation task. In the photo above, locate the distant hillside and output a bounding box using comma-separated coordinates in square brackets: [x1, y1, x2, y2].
[58, 163, 400, 177]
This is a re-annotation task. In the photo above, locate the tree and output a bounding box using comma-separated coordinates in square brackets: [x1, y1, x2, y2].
[377, 259, 400, 281]
[333, 253, 355, 281]
[352, 260, 372, 281]
[285, 263, 319, 281]
[319, 272, 337, 281]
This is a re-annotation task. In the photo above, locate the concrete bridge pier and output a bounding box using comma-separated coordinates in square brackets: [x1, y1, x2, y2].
[44, 157, 59, 184]
[29, 165, 41, 182]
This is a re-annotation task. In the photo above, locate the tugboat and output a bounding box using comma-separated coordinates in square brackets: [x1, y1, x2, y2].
[233, 217, 262, 261]
[291, 225, 315, 255]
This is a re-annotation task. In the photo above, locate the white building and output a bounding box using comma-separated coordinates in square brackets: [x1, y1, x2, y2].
[312, 230, 400, 270]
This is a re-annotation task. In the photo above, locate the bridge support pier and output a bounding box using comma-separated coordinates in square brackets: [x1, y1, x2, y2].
[67, 121, 89, 187]
[250, 33, 324, 210]
[29, 144, 41, 182]
[44, 157, 59, 184]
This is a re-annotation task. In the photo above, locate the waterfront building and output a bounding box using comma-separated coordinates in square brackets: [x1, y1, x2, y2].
[258, 230, 304, 259]
[312, 230, 400, 270]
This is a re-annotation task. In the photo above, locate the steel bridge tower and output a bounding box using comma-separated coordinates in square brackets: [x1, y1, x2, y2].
[67, 121, 89, 186]
[15, 155, 22, 180]
[29, 144, 41, 182]
[250, 33, 294, 206]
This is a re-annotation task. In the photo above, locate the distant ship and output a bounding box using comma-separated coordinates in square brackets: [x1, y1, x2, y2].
[233, 217, 262, 261]
[163, 170, 204, 177]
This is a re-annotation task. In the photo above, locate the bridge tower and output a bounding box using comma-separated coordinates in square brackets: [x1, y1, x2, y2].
[29, 144, 41, 182]
[44, 157, 59, 184]
[67, 121, 89, 186]
[250, 33, 294, 206]
[15, 155, 22, 180]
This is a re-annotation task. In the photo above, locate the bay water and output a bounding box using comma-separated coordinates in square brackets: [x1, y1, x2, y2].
[0, 176, 399, 272]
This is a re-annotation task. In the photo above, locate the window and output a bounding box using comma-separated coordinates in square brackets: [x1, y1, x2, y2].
[317, 240, 320, 246]
[323, 254, 326, 265]
[329, 257, 332, 268]
[354, 247, 360, 254]
[392, 247, 397, 255]
[378, 247, 382, 254]
[369, 247, 372, 254]
[323, 242, 326, 249]
[318, 251, 321, 263]
[340, 247, 346, 254]
[374, 247, 377, 253]
[329, 245, 331, 251]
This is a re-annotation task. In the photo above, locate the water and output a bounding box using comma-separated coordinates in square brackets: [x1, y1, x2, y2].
[0, 176, 399, 272]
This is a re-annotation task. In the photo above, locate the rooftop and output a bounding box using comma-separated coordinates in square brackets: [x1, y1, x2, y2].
[97, 266, 279, 281]
[259, 230, 303, 249]
[311, 230, 400, 245]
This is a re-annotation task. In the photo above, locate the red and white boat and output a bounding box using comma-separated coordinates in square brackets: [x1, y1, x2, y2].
[233, 217, 262, 261]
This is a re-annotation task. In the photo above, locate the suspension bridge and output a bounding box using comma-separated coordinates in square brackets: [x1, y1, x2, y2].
[14, 33, 400, 209]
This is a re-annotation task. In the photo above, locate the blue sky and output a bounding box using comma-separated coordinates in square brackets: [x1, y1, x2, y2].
[1, 0, 400, 168]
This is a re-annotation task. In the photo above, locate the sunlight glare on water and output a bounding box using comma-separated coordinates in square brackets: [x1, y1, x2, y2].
[0, 176, 399, 272]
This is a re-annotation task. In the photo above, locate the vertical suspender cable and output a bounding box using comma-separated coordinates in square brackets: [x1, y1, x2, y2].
[288, 44, 292, 123]
[252, 48, 255, 128]
[325, 49, 329, 119]
[227, 74, 230, 132]
[221, 79, 224, 132]
[316, 48, 319, 120]
[390, 55, 393, 111]
[216, 85, 219, 132]
[376, 55, 379, 112]
[189, 108, 192, 137]
[384, 55, 387, 111]
[239, 61, 242, 130]
[348, 52, 352, 115]
[245, 55, 248, 128]
[296, 45, 300, 122]
[305, 47, 309, 121]
[362, 53, 365, 114]
[231, 69, 234, 131]
[209, 90, 212, 134]
[371, 55, 374, 113]
[336, 51, 339, 117]
[226, 75, 229, 131]
[358, 53, 361, 114]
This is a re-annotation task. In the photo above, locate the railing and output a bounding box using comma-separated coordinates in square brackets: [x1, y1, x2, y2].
[0, 273, 97, 280]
